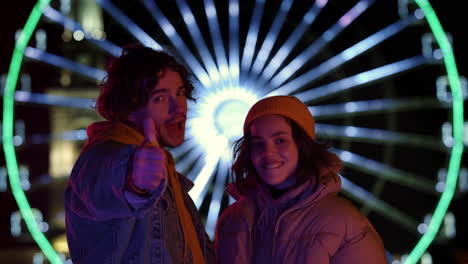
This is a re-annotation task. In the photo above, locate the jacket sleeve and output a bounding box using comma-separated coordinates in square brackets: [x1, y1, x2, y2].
[215, 203, 251, 264]
[327, 198, 388, 264]
[330, 221, 388, 264]
[65, 141, 166, 221]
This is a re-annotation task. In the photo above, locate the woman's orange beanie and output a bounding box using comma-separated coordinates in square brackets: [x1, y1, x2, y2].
[244, 95, 315, 140]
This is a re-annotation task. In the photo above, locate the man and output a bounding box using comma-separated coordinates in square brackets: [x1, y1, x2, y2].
[64, 45, 214, 263]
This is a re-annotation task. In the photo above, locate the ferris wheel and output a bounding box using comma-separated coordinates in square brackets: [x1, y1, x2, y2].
[2, 0, 465, 263]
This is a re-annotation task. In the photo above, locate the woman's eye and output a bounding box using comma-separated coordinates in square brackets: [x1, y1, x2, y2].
[275, 138, 286, 144]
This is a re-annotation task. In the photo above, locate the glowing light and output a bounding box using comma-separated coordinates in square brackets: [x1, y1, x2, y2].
[417, 223, 428, 234]
[3, 0, 63, 262]
[190, 87, 258, 146]
[72, 30, 84, 41]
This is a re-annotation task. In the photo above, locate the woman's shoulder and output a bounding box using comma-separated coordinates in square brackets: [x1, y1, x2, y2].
[307, 193, 377, 236]
[217, 199, 255, 230]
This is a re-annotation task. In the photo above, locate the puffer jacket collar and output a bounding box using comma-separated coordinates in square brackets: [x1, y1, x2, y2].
[226, 170, 342, 227]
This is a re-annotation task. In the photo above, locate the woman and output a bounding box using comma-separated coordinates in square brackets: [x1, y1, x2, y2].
[215, 95, 387, 264]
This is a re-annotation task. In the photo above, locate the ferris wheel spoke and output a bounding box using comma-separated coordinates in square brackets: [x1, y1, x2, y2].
[95, 0, 161, 49]
[4, 90, 94, 109]
[340, 175, 420, 234]
[310, 98, 442, 119]
[189, 150, 223, 207]
[267, 0, 375, 88]
[142, 0, 213, 88]
[203, 0, 231, 85]
[289, 55, 438, 103]
[333, 148, 437, 195]
[258, 0, 327, 81]
[205, 157, 230, 239]
[250, 0, 294, 77]
[269, 15, 420, 95]
[24, 46, 106, 80]
[175, 146, 205, 174]
[316, 124, 446, 151]
[171, 0, 222, 87]
[28, 129, 88, 144]
[240, 0, 265, 75]
[42, 5, 121, 57]
[170, 137, 199, 160]
[228, 0, 240, 86]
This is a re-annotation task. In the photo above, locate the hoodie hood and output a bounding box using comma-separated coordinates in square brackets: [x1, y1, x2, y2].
[81, 121, 144, 153]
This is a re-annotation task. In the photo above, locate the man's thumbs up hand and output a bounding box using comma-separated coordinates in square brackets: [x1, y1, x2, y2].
[131, 117, 167, 194]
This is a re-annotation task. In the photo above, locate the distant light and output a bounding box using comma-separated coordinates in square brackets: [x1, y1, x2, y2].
[73, 30, 84, 41]
[421, 253, 433, 264]
[441, 122, 454, 147]
[417, 223, 428, 234]
[61, 30, 72, 42]
[443, 212, 456, 238]
[435, 182, 445, 192]
[433, 49, 443, 60]
[414, 9, 425, 19]
[33, 253, 44, 264]
[13, 135, 23, 146]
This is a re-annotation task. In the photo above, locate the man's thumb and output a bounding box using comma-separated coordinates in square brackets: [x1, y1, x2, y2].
[143, 117, 159, 147]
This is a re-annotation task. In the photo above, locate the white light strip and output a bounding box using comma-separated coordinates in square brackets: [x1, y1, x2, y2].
[175, 0, 221, 85]
[24, 46, 106, 81]
[204, 0, 230, 84]
[96, 0, 162, 50]
[142, 0, 212, 88]
[175, 147, 205, 174]
[269, 0, 374, 88]
[271, 15, 418, 95]
[316, 123, 444, 150]
[4, 90, 95, 109]
[205, 157, 230, 239]
[241, 0, 265, 73]
[260, 1, 325, 79]
[340, 174, 419, 233]
[251, 0, 294, 76]
[170, 138, 198, 160]
[228, 0, 240, 86]
[189, 137, 226, 205]
[290, 56, 434, 102]
[333, 148, 437, 194]
[310, 98, 440, 118]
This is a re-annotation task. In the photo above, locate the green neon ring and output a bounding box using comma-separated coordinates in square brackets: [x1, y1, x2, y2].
[3, 1, 64, 264]
[2, 1, 463, 263]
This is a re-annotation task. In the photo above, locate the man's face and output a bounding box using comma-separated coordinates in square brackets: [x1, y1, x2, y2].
[142, 69, 188, 147]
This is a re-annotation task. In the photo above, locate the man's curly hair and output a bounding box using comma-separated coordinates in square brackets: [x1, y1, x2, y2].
[96, 44, 195, 122]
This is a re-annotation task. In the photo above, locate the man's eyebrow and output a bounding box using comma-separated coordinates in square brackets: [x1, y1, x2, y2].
[150, 88, 170, 96]
[149, 85, 185, 96]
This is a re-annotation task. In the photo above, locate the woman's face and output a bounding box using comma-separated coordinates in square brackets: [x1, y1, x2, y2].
[249, 115, 299, 189]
